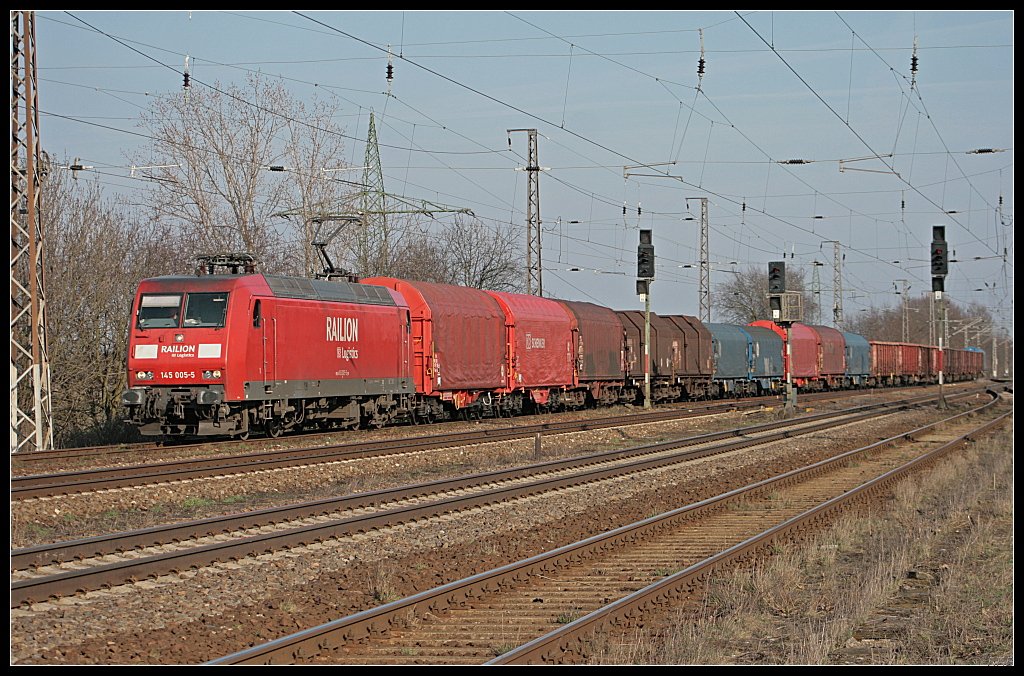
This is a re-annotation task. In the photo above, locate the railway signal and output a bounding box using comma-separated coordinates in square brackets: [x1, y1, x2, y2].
[637, 229, 655, 279]
[768, 261, 786, 293]
[931, 226, 948, 292]
[636, 229, 654, 409]
[930, 226, 949, 409]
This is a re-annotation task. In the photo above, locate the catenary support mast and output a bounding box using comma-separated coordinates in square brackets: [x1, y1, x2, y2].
[11, 10, 53, 452]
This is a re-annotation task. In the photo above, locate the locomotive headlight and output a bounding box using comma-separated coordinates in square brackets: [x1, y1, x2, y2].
[202, 370, 223, 380]
[136, 371, 153, 380]
[203, 370, 212, 379]
[213, 369, 222, 379]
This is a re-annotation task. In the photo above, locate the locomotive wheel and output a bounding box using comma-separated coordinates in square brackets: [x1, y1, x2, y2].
[236, 430, 250, 441]
[265, 420, 282, 438]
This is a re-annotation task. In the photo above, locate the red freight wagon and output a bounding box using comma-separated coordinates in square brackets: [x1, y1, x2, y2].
[967, 348, 985, 377]
[557, 299, 625, 405]
[664, 316, 711, 377]
[616, 310, 647, 379]
[870, 341, 902, 385]
[944, 346, 976, 380]
[362, 277, 506, 413]
[924, 345, 941, 378]
[665, 315, 715, 399]
[749, 321, 821, 385]
[124, 273, 412, 437]
[808, 324, 847, 379]
[870, 341, 938, 385]
[931, 345, 943, 378]
[486, 291, 575, 406]
[901, 343, 928, 378]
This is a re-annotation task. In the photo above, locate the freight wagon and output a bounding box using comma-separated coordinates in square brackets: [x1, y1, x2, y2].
[123, 262, 984, 439]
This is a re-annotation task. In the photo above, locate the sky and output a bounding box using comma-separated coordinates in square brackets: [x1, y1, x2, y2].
[33, 10, 1014, 335]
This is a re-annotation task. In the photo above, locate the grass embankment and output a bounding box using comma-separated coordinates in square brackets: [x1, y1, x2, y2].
[591, 428, 1013, 665]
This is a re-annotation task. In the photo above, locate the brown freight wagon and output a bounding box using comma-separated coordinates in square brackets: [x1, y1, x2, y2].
[556, 299, 627, 405]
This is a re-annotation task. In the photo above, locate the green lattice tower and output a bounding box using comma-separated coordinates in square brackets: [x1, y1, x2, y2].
[360, 112, 388, 275]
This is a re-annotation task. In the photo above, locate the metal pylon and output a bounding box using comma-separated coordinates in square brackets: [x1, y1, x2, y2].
[11, 10, 53, 452]
[509, 129, 542, 295]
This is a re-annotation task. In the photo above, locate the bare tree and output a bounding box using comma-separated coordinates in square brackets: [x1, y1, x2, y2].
[845, 293, 997, 345]
[437, 215, 524, 292]
[385, 220, 451, 283]
[348, 215, 523, 292]
[714, 264, 816, 324]
[133, 74, 351, 273]
[43, 169, 178, 445]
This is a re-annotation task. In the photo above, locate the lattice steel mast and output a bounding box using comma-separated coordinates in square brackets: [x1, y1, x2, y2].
[508, 129, 542, 296]
[11, 10, 53, 452]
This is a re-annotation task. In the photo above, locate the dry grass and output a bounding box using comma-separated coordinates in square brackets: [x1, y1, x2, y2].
[588, 428, 1013, 665]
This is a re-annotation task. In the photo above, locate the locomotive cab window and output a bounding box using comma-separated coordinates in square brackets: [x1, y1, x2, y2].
[137, 294, 182, 329]
[183, 292, 229, 328]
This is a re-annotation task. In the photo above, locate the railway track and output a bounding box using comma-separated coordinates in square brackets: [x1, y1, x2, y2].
[9, 390, 872, 499]
[12, 383, 977, 475]
[11, 398, 771, 471]
[207, 390, 1008, 664]
[9, 390, 980, 608]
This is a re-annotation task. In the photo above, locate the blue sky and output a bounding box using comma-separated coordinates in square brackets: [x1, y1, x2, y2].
[35, 10, 1014, 332]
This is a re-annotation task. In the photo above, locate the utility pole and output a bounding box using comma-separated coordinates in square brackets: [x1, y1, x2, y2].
[894, 279, 910, 343]
[832, 241, 843, 330]
[686, 197, 711, 322]
[330, 112, 473, 277]
[508, 129, 543, 295]
[811, 261, 823, 325]
[991, 332, 997, 378]
[637, 230, 655, 409]
[930, 226, 949, 409]
[928, 292, 935, 347]
[11, 10, 54, 453]
[768, 261, 798, 416]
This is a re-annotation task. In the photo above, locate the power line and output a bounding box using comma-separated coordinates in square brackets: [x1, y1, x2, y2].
[736, 12, 1005, 261]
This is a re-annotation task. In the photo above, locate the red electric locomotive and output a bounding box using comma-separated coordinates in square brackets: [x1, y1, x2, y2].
[123, 257, 413, 438]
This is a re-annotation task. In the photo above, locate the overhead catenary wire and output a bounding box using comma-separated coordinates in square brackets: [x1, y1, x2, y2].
[45, 12, 1010, 320]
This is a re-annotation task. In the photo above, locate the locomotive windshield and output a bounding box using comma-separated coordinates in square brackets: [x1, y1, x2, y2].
[136, 294, 182, 329]
[183, 292, 229, 328]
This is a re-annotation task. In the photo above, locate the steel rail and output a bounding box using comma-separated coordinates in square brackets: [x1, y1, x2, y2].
[10, 393, 935, 571]
[10, 393, 955, 607]
[12, 383, 972, 473]
[207, 391, 1004, 665]
[10, 398, 761, 468]
[11, 399, 768, 498]
[493, 404, 1010, 664]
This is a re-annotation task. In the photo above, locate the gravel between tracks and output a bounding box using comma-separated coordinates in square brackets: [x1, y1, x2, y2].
[9, 390, 989, 664]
